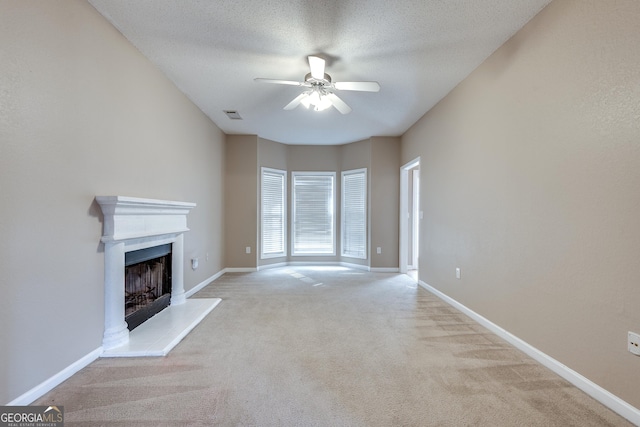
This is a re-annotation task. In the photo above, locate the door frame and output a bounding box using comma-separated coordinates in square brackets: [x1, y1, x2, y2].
[410, 169, 420, 269]
[399, 157, 420, 274]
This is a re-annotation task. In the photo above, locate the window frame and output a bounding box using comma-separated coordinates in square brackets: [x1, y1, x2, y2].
[260, 167, 287, 259]
[341, 168, 368, 259]
[291, 171, 336, 256]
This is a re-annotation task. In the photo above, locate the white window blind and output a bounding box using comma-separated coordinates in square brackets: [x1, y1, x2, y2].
[292, 172, 335, 255]
[341, 169, 367, 259]
[261, 168, 286, 258]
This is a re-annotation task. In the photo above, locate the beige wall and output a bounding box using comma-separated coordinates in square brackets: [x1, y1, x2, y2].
[258, 137, 288, 171]
[340, 139, 371, 171]
[225, 135, 259, 268]
[257, 138, 289, 266]
[370, 137, 401, 269]
[0, 0, 226, 404]
[287, 145, 343, 172]
[402, 0, 640, 408]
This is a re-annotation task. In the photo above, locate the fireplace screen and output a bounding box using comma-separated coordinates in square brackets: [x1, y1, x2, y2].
[124, 244, 172, 331]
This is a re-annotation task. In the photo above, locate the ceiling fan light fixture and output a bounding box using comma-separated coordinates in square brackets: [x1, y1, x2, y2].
[300, 89, 333, 112]
[315, 95, 332, 111]
[300, 94, 311, 109]
[255, 54, 375, 115]
[308, 90, 321, 105]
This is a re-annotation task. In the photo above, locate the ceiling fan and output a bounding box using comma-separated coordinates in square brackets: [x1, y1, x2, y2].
[254, 56, 380, 114]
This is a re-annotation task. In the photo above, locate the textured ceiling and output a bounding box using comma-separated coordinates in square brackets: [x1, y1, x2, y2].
[88, 0, 551, 145]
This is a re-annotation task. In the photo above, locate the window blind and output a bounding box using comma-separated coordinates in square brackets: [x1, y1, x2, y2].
[292, 172, 335, 255]
[341, 169, 367, 258]
[261, 168, 286, 258]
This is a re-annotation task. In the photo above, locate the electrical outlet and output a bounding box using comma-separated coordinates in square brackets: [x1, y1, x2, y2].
[455, 267, 461, 279]
[191, 258, 199, 270]
[245, 246, 251, 254]
[206, 252, 209, 261]
[376, 247, 382, 254]
[629, 332, 640, 356]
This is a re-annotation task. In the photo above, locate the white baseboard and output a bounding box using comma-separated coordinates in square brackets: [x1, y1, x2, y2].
[257, 262, 288, 271]
[224, 267, 258, 273]
[254, 261, 400, 273]
[185, 270, 226, 298]
[418, 280, 640, 426]
[286, 261, 339, 266]
[7, 346, 103, 406]
[230, 262, 400, 273]
[340, 262, 370, 271]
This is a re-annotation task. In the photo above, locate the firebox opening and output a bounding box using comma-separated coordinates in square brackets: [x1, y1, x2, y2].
[124, 244, 172, 331]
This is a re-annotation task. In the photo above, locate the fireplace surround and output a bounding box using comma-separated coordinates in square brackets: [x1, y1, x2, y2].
[96, 196, 219, 356]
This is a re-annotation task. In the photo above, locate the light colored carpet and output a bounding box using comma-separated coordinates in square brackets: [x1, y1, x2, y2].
[35, 267, 631, 426]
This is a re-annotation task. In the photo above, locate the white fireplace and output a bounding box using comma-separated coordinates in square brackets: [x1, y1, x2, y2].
[96, 196, 218, 356]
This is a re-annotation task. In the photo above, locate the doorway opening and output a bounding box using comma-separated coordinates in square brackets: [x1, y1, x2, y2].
[400, 158, 420, 280]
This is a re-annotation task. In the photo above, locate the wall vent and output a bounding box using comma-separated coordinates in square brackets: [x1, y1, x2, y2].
[224, 110, 242, 120]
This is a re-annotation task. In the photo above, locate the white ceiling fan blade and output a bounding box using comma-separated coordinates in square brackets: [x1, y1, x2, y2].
[326, 93, 352, 114]
[283, 93, 308, 110]
[334, 81, 380, 92]
[254, 78, 306, 86]
[308, 56, 325, 80]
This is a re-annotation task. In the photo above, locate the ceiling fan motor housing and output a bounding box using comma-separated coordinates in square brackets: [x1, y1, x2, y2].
[305, 72, 332, 84]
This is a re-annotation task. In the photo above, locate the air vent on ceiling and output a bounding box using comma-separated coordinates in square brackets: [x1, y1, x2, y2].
[223, 110, 242, 120]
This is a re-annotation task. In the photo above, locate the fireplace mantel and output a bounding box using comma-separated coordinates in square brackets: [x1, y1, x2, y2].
[96, 196, 218, 356]
[97, 196, 195, 242]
